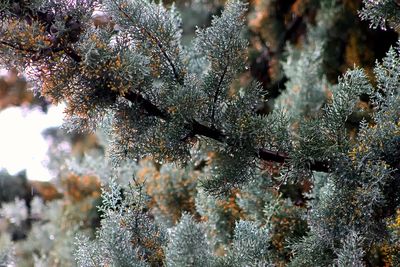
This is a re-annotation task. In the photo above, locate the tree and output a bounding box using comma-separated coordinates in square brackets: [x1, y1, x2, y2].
[1, 0, 400, 266]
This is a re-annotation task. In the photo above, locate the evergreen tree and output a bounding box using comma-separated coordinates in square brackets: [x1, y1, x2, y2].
[1, 0, 400, 266]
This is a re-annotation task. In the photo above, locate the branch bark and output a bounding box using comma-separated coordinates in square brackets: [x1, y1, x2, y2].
[124, 91, 169, 120]
[121, 92, 331, 172]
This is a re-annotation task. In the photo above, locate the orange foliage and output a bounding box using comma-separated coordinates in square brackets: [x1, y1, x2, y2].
[269, 204, 305, 264]
[0, 69, 32, 110]
[62, 173, 101, 202]
[2, 20, 51, 52]
[136, 160, 198, 224]
[345, 34, 362, 68]
[30, 181, 62, 201]
[380, 209, 400, 266]
[291, 0, 310, 17]
[130, 233, 165, 266]
[368, 242, 400, 267]
[215, 189, 244, 224]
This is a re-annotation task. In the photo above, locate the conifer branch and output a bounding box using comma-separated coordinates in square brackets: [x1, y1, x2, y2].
[210, 65, 228, 126]
[189, 119, 226, 142]
[121, 91, 331, 172]
[0, 40, 37, 53]
[151, 35, 184, 85]
[0, 39, 82, 62]
[62, 46, 82, 62]
[1, 1, 331, 174]
[124, 91, 169, 120]
[1, 37, 329, 173]
[113, 1, 184, 85]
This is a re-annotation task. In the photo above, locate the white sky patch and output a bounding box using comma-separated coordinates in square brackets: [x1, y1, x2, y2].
[0, 104, 65, 181]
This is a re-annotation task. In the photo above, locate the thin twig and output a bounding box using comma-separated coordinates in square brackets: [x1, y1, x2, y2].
[114, 1, 184, 85]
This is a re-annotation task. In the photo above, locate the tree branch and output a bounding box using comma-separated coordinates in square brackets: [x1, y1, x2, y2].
[120, 92, 331, 172]
[0, 40, 37, 53]
[258, 149, 287, 163]
[1, 6, 329, 173]
[190, 120, 226, 142]
[114, 1, 184, 85]
[211, 65, 228, 126]
[0, 39, 82, 63]
[124, 91, 169, 120]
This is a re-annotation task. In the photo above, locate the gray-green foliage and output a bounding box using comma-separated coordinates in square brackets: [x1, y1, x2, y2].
[23, 199, 80, 267]
[0, 234, 14, 267]
[289, 45, 400, 266]
[74, 178, 167, 267]
[194, 0, 248, 125]
[359, 0, 400, 30]
[166, 214, 271, 267]
[0, 197, 28, 227]
[334, 230, 365, 267]
[0, 194, 90, 267]
[275, 42, 328, 120]
[165, 213, 214, 267]
[71, 2, 398, 266]
[275, 0, 339, 121]
[195, 188, 237, 247]
[219, 220, 271, 267]
[287, 67, 374, 182]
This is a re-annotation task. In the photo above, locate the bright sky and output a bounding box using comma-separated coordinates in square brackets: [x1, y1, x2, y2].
[0, 104, 65, 181]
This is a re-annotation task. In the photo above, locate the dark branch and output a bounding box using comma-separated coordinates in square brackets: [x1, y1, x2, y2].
[124, 91, 169, 120]
[0, 40, 37, 53]
[151, 36, 184, 86]
[258, 149, 330, 172]
[308, 160, 331, 172]
[190, 120, 226, 142]
[258, 149, 287, 163]
[120, 92, 331, 172]
[0, 40, 82, 63]
[211, 66, 228, 126]
[115, 2, 184, 86]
